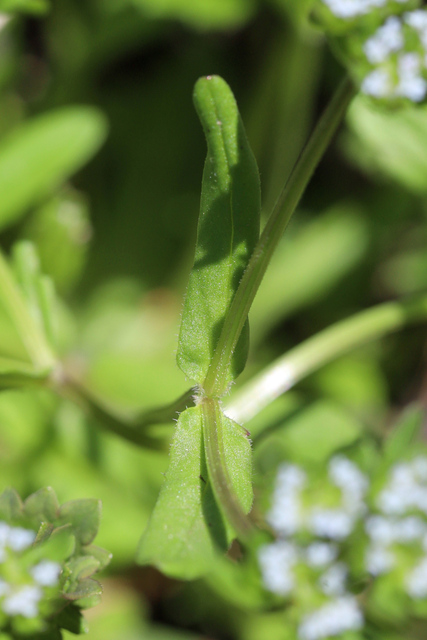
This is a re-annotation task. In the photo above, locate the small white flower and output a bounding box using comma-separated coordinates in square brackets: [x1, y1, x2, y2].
[298, 596, 364, 640]
[258, 541, 298, 596]
[406, 556, 427, 598]
[319, 562, 348, 597]
[365, 543, 395, 575]
[7, 527, 36, 552]
[362, 68, 393, 98]
[0, 578, 10, 597]
[305, 542, 338, 568]
[364, 16, 404, 64]
[365, 515, 396, 545]
[309, 508, 354, 540]
[30, 560, 62, 587]
[2, 585, 42, 618]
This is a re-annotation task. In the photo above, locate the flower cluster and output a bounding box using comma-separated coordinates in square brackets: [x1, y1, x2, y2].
[258, 453, 427, 638]
[0, 522, 61, 626]
[315, 0, 427, 103]
[259, 456, 368, 640]
[0, 487, 111, 637]
[366, 457, 427, 612]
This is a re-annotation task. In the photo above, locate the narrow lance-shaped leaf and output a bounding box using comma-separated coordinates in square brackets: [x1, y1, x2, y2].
[176, 75, 260, 393]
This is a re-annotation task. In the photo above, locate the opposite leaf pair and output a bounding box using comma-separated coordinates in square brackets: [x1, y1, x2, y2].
[138, 75, 260, 578]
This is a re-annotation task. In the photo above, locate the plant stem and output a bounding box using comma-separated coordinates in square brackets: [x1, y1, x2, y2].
[225, 295, 427, 425]
[57, 374, 195, 449]
[201, 397, 253, 539]
[203, 76, 356, 397]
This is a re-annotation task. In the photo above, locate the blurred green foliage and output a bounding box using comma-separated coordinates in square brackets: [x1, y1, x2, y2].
[1, 0, 427, 638]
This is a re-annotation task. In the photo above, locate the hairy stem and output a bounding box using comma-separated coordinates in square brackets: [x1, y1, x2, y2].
[225, 295, 427, 425]
[201, 397, 253, 539]
[203, 76, 356, 397]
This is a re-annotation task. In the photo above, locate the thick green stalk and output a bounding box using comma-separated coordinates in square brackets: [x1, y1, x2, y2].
[203, 76, 356, 397]
[201, 397, 253, 539]
[225, 295, 427, 425]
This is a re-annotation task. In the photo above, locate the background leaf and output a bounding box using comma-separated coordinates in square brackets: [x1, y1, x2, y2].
[0, 107, 107, 231]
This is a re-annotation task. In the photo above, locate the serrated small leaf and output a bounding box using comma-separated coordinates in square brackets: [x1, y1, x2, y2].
[176, 75, 260, 390]
[58, 499, 100, 546]
[0, 487, 23, 520]
[26, 525, 75, 565]
[65, 555, 101, 583]
[82, 544, 112, 570]
[24, 486, 59, 522]
[64, 577, 102, 601]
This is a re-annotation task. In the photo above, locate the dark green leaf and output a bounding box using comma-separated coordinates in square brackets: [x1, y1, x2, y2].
[64, 577, 102, 601]
[177, 75, 260, 390]
[54, 603, 88, 635]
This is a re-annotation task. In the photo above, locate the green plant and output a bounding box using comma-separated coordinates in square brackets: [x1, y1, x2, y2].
[3, 0, 427, 638]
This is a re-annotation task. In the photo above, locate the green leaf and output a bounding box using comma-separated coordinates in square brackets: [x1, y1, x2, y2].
[12, 241, 58, 351]
[24, 486, 59, 522]
[137, 406, 220, 579]
[64, 577, 102, 601]
[54, 604, 88, 635]
[346, 97, 427, 193]
[0, 248, 56, 369]
[176, 75, 260, 391]
[0, 487, 23, 520]
[120, 0, 256, 29]
[383, 405, 424, 465]
[0, 106, 107, 231]
[64, 556, 101, 584]
[0, 0, 49, 14]
[81, 544, 112, 570]
[58, 499, 101, 546]
[137, 404, 252, 578]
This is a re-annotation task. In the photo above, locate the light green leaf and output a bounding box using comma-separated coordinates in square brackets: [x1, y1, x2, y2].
[346, 97, 427, 193]
[177, 75, 260, 390]
[0, 106, 107, 231]
[250, 206, 368, 344]
[137, 403, 252, 579]
[254, 400, 362, 471]
[383, 405, 424, 465]
[136, 406, 220, 579]
[110, 0, 255, 29]
[13, 241, 58, 351]
[0, 0, 48, 14]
